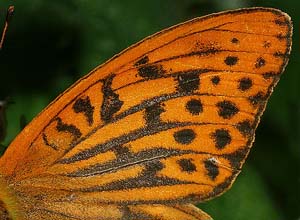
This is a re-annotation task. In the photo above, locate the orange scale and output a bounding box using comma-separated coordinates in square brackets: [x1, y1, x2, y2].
[42, 120, 75, 151]
[117, 77, 176, 110]
[145, 35, 207, 62]
[81, 184, 213, 203]
[158, 56, 212, 73]
[217, 20, 287, 35]
[113, 68, 142, 90]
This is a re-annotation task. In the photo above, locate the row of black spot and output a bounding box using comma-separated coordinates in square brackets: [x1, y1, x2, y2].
[185, 98, 239, 119]
[173, 127, 231, 150]
[176, 157, 219, 181]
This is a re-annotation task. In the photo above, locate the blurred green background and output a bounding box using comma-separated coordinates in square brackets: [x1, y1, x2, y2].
[0, 1, 299, 219]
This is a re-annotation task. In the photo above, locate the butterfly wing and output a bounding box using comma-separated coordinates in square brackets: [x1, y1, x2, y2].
[0, 7, 292, 220]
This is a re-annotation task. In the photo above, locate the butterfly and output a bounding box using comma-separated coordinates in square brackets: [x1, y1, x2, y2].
[0, 7, 292, 220]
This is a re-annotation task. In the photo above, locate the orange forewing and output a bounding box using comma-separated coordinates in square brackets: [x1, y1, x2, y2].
[0, 7, 292, 220]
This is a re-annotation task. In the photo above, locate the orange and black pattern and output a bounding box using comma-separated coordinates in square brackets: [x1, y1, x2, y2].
[0, 7, 292, 220]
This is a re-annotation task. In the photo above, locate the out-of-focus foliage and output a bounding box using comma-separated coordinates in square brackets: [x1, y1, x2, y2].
[0, 1, 299, 219]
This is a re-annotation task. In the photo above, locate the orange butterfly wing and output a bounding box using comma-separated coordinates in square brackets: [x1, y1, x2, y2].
[0, 7, 292, 220]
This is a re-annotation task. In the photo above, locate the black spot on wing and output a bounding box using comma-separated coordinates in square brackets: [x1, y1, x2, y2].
[216, 100, 239, 119]
[211, 129, 231, 149]
[238, 77, 253, 91]
[186, 99, 203, 115]
[101, 74, 124, 123]
[236, 120, 254, 138]
[66, 148, 181, 177]
[263, 71, 278, 79]
[263, 41, 271, 48]
[204, 158, 219, 181]
[177, 158, 197, 173]
[224, 56, 238, 66]
[211, 76, 220, 85]
[249, 92, 266, 107]
[231, 38, 239, 44]
[255, 57, 266, 68]
[79, 159, 193, 192]
[173, 129, 196, 145]
[73, 96, 94, 126]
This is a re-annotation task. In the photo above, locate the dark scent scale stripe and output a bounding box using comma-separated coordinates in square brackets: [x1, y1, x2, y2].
[144, 102, 165, 125]
[67, 148, 202, 177]
[58, 121, 196, 164]
[79, 161, 195, 192]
